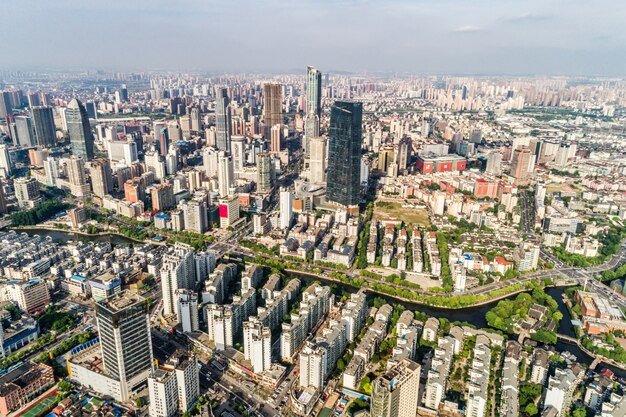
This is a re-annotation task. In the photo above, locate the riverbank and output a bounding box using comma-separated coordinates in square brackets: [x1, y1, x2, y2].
[284, 268, 576, 310]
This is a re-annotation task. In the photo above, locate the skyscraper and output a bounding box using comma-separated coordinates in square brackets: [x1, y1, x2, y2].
[0, 92, 12, 119]
[161, 243, 196, 317]
[67, 156, 89, 198]
[263, 83, 282, 137]
[31, 106, 57, 147]
[217, 151, 234, 197]
[370, 359, 421, 417]
[66, 99, 95, 160]
[96, 291, 154, 402]
[309, 136, 327, 184]
[304, 66, 322, 156]
[326, 101, 363, 208]
[215, 87, 231, 151]
[510, 146, 532, 182]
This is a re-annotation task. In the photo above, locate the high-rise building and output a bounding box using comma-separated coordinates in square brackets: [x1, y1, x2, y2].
[215, 87, 231, 151]
[280, 189, 293, 229]
[217, 151, 234, 197]
[218, 196, 240, 229]
[230, 136, 245, 173]
[263, 83, 282, 137]
[14, 115, 35, 147]
[14, 177, 42, 208]
[326, 101, 363, 207]
[309, 136, 327, 184]
[0, 145, 12, 178]
[147, 350, 200, 417]
[31, 106, 57, 147]
[67, 156, 90, 198]
[257, 152, 273, 194]
[151, 183, 175, 211]
[202, 147, 219, 178]
[176, 289, 199, 333]
[96, 291, 154, 402]
[89, 159, 113, 198]
[161, 243, 196, 317]
[299, 342, 327, 389]
[397, 137, 412, 174]
[304, 66, 322, 156]
[485, 152, 502, 176]
[66, 99, 95, 160]
[145, 151, 167, 181]
[243, 318, 272, 374]
[510, 146, 532, 182]
[270, 124, 282, 153]
[0, 91, 12, 119]
[181, 197, 208, 233]
[370, 359, 421, 417]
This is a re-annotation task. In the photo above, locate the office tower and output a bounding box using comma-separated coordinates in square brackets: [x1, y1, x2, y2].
[67, 156, 90, 198]
[0, 145, 11, 178]
[326, 101, 363, 207]
[145, 150, 167, 181]
[89, 159, 113, 198]
[397, 137, 412, 174]
[66, 99, 95, 160]
[217, 151, 234, 197]
[14, 115, 35, 147]
[510, 146, 532, 182]
[243, 318, 272, 374]
[96, 291, 153, 402]
[378, 146, 395, 172]
[263, 83, 282, 136]
[230, 136, 245, 173]
[31, 106, 57, 147]
[161, 243, 196, 317]
[14, 177, 41, 208]
[85, 101, 97, 119]
[215, 87, 232, 151]
[120, 84, 128, 102]
[27, 91, 42, 108]
[176, 289, 199, 332]
[279, 189, 293, 229]
[151, 183, 175, 211]
[370, 359, 420, 417]
[304, 66, 322, 156]
[157, 127, 169, 157]
[107, 140, 138, 165]
[0, 91, 12, 118]
[270, 124, 282, 153]
[309, 136, 327, 184]
[218, 196, 240, 229]
[257, 152, 273, 194]
[485, 152, 502, 176]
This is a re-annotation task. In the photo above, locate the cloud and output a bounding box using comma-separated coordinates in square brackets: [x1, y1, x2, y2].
[454, 25, 482, 33]
[505, 12, 554, 23]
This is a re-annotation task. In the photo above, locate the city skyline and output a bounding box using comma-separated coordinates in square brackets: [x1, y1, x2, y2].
[2, 0, 626, 76]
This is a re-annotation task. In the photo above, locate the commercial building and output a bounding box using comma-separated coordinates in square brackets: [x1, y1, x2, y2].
[66, 99, 95, 160]
[95, 291, 154, 402]
[31, 106, 57, 147]
[304, 66, 322, 155]
[215, 87, 231, 152]
[0, 279, 50, 315]
[263, 83, 282, 137]
[326, 101, 363, 208]
[416, 153, 467, 173]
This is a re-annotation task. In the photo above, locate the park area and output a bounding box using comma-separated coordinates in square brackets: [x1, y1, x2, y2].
[373, 201, 430, 226]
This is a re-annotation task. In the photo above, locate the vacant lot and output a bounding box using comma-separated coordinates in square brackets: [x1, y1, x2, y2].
[373, 201, 430, 226]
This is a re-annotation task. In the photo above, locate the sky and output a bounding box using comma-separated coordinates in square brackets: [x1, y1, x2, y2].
[3, 0, 626, 76]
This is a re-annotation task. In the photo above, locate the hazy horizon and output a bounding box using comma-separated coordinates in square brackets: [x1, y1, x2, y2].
[3, 0, 626, 76]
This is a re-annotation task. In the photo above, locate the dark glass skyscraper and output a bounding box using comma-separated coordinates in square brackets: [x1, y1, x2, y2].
[215, 87, 231, 152]
[326, 101, 362, 207]
[31, 106, 57, 147]
[66, 98, 95, 160]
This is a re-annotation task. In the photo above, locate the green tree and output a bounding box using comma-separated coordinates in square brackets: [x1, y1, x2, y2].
[524, 403, 538, 416]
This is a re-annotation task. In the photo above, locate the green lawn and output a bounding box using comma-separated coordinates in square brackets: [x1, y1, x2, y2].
[319, 408, 332, 417]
